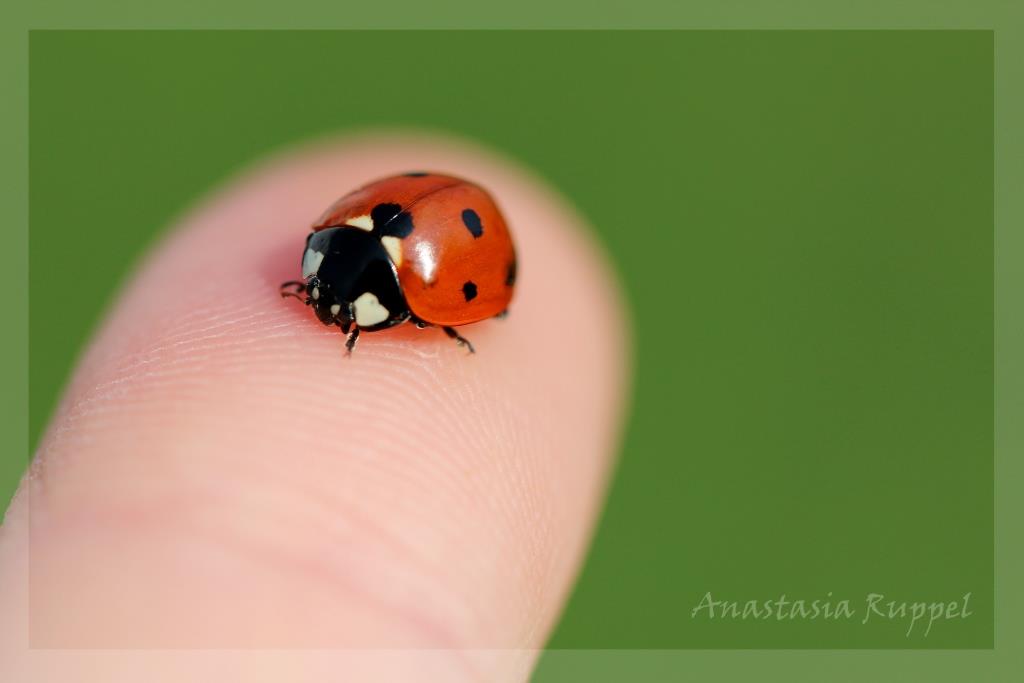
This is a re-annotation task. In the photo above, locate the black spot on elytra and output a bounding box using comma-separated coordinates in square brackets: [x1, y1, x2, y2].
[461, 208, 483, 238]
[505, 259, 517, 287]
[404, 171, 428, 177]
[462, 281, 478, 302]
[371, 203, 414, 238]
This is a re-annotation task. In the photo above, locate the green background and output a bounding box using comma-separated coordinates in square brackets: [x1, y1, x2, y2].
[24, 31, 992, 649]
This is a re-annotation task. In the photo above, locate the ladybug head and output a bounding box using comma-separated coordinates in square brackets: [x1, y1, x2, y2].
[288, 226, 410, 332]
[303, 274, 353, 329]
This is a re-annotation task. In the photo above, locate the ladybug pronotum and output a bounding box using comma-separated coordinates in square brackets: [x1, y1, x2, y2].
[281, 172, 517, 354]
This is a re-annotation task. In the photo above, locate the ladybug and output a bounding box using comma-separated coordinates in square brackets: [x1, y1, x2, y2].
[280, 172, 517, 355]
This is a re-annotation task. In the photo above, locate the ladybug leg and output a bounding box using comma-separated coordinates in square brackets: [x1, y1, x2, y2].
[493, 309, 509, 320]
[344, 327, 360, 356]
[442, 326, 475, 354]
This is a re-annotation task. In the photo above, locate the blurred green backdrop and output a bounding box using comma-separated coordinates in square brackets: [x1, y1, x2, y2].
[25, 31, 992, 648]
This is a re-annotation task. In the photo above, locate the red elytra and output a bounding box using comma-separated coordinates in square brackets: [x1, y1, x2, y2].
[313, 173, 517, 326]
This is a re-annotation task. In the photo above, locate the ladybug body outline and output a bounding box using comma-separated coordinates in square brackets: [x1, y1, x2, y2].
[281, 172, 517, 354]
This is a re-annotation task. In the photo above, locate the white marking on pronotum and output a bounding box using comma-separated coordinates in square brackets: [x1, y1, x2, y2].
[302, 248, 325, 278]
[353, 291, 390, 327]
[311, 286, 320, 300]
[330, 303, 341, 316]
[347, 214, 374, 231]
[381, 235, 403, 266]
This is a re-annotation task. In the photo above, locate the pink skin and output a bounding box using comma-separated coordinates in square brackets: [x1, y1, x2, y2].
[0, 135, 629, 681]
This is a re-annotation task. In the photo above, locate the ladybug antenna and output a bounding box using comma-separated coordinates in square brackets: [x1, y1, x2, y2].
[279, 280, 309, 304]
